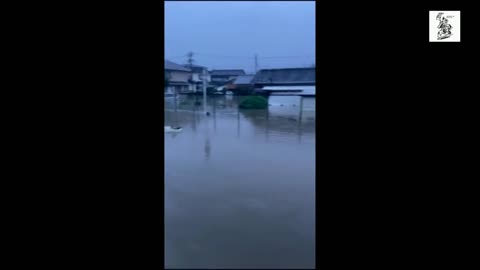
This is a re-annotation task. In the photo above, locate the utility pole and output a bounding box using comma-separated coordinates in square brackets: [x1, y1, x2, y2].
[187, 52, 194, 93]
[187, 52, 194, 67]
[202, 67, 207, 114]
[254, 54, 258, 73]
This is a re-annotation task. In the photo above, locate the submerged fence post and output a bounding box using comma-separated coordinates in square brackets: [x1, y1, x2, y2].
[298, 96, 304, 143]
[203, 68, 207, 114]
[174, 88, 178, 126]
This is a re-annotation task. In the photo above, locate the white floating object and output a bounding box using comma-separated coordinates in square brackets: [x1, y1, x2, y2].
[165, 126, 183, 133]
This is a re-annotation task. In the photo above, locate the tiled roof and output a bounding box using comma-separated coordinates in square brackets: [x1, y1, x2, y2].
[165, 60, 191, 72]
[210, 69, 246, 76]
[233, 75, 255, 85]
[183, 64, 207, 73]
[252, 68, 315, 84]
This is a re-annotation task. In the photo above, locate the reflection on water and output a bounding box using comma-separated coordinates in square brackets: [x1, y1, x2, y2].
[165, 95, 315, 269]
[165, 96, 315, 145]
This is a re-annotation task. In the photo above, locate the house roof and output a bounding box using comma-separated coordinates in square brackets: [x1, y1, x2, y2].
[183, 64, 207, 73]
[210, 69, 246, 76]
[211, 78, 235, 87]
[165, 60, 191, 72]
[252, 67, 315, 84]
[233, 75, 254, 85]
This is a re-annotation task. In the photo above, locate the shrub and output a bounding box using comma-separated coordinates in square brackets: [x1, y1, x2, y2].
[238, 96, 268, 109]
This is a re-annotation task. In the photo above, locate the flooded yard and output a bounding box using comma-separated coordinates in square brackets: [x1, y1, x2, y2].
[165, 95, 315, 269]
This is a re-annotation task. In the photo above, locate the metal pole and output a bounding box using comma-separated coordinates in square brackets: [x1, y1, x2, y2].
[265, 105, 269, 142]
[174, 90, 178, 126]
[298, 96, 304, 143]
[213, 95, 217, 131]
[203, 68, 207, 114]
[237, 106, 240, 138]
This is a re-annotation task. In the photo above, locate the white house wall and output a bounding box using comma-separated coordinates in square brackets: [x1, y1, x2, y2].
[191, 73, 200, 82]
[167, 71, 190, 82]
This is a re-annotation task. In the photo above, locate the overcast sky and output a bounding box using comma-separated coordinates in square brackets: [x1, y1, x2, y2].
[165, 1, 315, 74]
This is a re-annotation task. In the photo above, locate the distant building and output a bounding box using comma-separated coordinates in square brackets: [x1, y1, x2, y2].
[165, 60, 191, 95]
[232, 75, 255, 87]
[227, 75, 255, 95]
[251, 67, 316, 96]
[183, 64, 211, 93]
[210, 69, 246, 86]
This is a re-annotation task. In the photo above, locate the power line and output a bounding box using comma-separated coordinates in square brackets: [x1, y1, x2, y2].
[194, 52, 314, 59]
[166, 55, 187, 59]
[166, 51, 314, 72]
[196, 53, 247, 58]
[260, 55, 315, 59]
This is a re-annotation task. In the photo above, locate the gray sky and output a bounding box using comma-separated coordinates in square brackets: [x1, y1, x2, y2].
[165, 1, 315, 74]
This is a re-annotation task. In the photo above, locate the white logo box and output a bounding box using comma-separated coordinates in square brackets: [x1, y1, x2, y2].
[429, 11, 461, 42]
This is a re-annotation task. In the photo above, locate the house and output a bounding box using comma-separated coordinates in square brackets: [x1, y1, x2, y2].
[226, 75, 255, 95]
[183, 64, 211, 93]
[232, 75, 254, 87]
[165, 60, 191, 95]
[210, 69, 246, 86]
[251, 67, 316, 96]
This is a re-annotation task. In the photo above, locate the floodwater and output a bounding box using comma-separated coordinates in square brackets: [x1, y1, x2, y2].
[165, 95, 315, 269]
